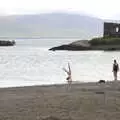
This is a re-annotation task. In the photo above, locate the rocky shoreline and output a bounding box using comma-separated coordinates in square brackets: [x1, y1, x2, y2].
[49, 39, 120, 51]
[49, 40, 91, 51]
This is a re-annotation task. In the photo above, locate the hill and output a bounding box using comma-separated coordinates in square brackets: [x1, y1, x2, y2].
[0, 13, 103, 38]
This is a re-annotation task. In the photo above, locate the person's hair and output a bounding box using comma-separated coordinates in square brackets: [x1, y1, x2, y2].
[114, 59, 117, 63]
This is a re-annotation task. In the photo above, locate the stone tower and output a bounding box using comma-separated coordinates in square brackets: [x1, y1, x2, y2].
[104, 22, 120, 37]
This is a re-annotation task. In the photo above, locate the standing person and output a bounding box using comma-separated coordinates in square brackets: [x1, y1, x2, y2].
[112, 59, 119, 81]
[63, 62, 72, 89]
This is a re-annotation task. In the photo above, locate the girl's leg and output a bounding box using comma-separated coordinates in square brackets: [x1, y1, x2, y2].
[113, 71, 117, 81]
[68, 79, 72, 89]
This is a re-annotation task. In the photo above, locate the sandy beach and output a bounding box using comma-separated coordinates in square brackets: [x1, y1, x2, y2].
[1, 81, 120, 120]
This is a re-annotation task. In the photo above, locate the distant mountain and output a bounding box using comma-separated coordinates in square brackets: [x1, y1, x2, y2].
[0, 13, 104, 39]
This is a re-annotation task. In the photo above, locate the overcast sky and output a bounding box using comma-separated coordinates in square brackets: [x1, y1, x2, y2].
[0, 0, 119, 19]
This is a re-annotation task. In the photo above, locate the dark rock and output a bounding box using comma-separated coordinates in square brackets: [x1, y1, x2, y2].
[49, 44, 91, 51]
[98, 80, 106, 84]
[49, 40, 91, 51]
[0, 40, 15, 46]
[104, 48, 117, 51]
[49, 39, 120, 51]
[95, 91, 105, 94]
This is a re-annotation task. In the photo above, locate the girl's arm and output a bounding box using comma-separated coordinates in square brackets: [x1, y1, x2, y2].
[63, 68, 69, 74]
[118, 64, 119, 71]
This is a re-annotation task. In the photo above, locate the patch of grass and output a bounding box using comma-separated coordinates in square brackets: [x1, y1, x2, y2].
[89, 37, 120, 46]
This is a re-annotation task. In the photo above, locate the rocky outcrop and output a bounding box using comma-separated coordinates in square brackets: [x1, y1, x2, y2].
[49, 39, 120, 51]
[0, 40, 15, 46]
[49, 40, 91, 51]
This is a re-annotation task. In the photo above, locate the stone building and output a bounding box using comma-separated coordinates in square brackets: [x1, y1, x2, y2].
[104, 22, 120, 37]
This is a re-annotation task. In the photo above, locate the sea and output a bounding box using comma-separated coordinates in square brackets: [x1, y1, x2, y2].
[0, 38, 120, 88]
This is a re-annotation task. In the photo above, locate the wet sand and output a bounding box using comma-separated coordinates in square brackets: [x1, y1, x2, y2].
[0, 81, 120, 120]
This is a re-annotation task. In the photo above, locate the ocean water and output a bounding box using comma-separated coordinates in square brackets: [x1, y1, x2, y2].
[0, 38, 120, 88]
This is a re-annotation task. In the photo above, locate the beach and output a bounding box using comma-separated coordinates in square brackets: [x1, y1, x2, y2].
[1, 81, 120, 120]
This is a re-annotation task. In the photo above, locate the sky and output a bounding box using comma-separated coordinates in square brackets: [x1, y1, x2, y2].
[0, 0, 120, 20]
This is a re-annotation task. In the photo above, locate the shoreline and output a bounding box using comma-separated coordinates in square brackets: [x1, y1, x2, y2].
[1, 81, 120, 120]
[0, 80, 115, 89]
[0, 81, 106, 89]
